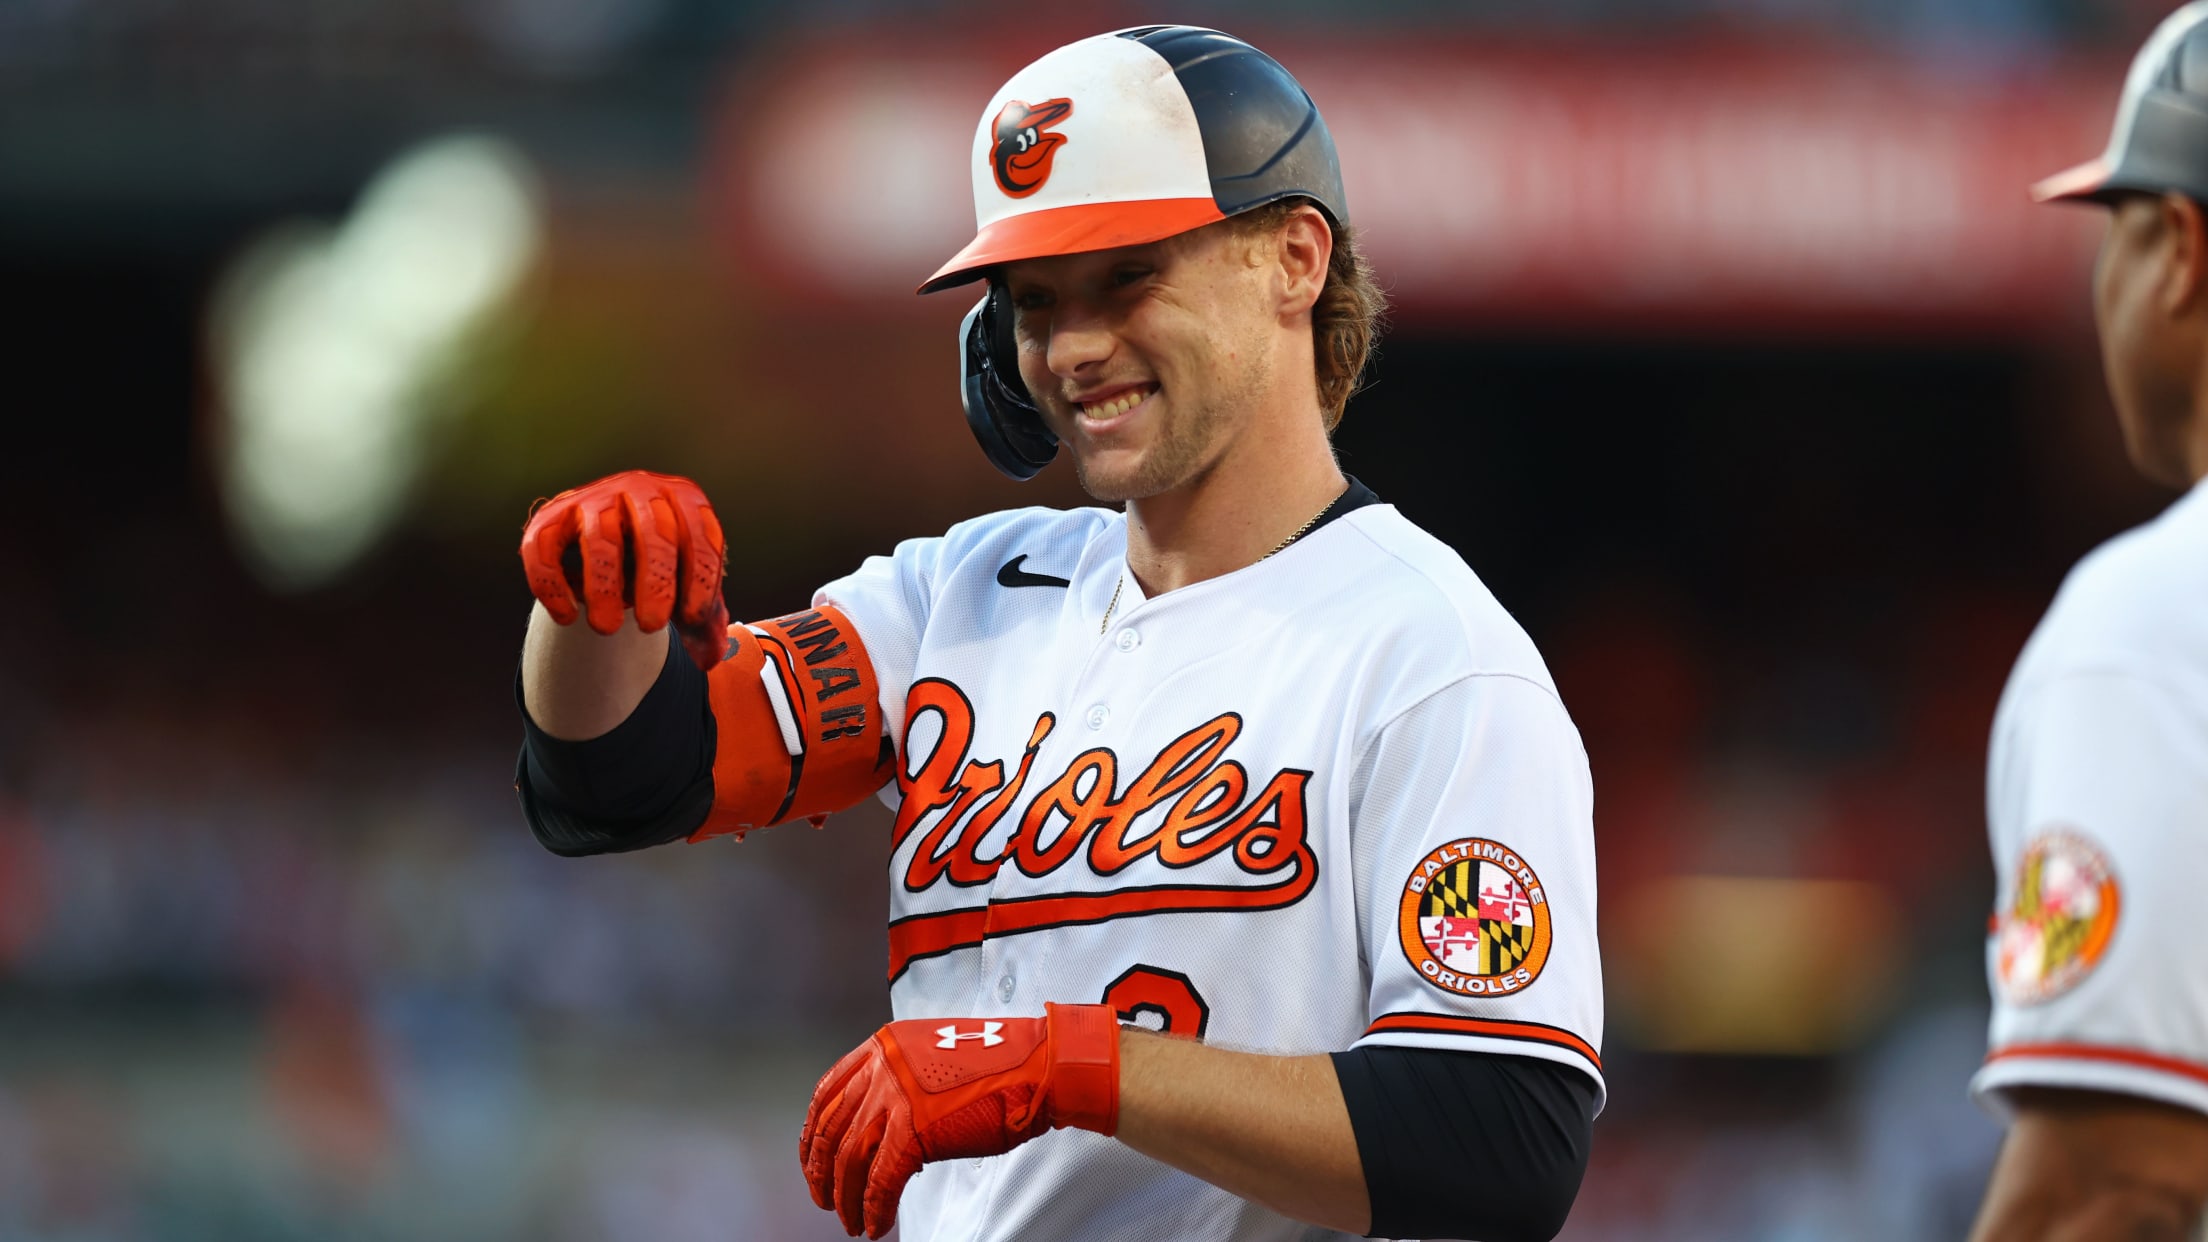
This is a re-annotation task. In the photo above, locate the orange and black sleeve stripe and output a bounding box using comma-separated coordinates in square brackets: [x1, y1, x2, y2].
[1364, 1012, 1604, 1073]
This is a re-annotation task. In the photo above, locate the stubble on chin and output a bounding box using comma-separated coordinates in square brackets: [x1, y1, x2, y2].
[1073, 365, 1268, 504]
[1067, 395, 1226, 504]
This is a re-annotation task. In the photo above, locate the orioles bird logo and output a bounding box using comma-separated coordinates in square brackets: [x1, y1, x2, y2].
[990, 97, 1073, 198]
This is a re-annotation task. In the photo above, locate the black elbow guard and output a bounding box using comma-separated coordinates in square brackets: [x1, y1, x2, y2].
[1331, 1047, 1596, 1241]
[515, 628, 717, 855]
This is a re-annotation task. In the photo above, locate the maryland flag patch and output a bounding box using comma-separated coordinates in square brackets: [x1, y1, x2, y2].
[1995, 829, 2120, 1006]
[1397, 839, 1553, 997]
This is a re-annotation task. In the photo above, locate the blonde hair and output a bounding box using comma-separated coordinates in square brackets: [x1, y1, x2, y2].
[1231, 199, 1387, 430]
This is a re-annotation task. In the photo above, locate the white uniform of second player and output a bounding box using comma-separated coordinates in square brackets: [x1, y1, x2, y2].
[1975, 477, 2208, 1119]
[1966, 5, 2208, 1235]
[818, 501, 1605, 1241]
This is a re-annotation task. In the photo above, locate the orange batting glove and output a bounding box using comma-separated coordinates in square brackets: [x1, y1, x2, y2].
[799, 1003, 1121, 1238]
[518, 470, 730, 671]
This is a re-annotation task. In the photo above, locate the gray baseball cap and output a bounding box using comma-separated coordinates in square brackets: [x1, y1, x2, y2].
[2036, 1, 2208, 204]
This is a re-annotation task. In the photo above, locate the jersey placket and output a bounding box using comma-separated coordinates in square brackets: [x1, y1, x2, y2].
[951, 572, 1149, 1242]
[981, 565, 1156, 1012]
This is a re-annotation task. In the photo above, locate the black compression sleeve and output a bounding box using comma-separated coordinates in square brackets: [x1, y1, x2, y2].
[1330, 1047, 1596, 1242]
[514, 628, 718, 856]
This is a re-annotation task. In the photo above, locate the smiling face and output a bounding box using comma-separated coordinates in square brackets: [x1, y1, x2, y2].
[999, 221, 1284, 503]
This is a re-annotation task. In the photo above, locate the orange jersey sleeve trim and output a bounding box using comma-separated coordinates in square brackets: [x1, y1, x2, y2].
[1363, 1012, 1603, 1071]
[689, 604, 892, 841]
[1985, 1043, 2208, 1087]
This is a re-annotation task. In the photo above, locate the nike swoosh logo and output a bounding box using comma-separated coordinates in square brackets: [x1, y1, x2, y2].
[997, 555, 1071, 589]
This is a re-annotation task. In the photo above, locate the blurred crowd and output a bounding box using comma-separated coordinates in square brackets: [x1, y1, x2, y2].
[0, 647, 892, 1240]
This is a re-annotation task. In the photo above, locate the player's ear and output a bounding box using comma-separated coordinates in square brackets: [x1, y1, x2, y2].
[1274, 204, 1331, 320]
[2155, 192, 2208, 315]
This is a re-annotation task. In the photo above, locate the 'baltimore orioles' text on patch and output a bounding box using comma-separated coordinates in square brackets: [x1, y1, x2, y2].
[1398, 838, 1553, 997]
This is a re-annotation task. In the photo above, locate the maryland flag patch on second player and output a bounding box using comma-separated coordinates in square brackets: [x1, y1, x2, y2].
[1994, 829, 2120, 1006]
[1397, 838, 1553, 997]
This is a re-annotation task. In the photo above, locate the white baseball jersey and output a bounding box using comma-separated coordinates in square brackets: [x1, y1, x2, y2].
[815, 500, 1604, 1242]
[1974, 476, 2208, 1120]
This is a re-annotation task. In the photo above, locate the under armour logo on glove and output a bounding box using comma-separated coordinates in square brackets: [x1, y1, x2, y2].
[935, 1021, 1006, 1050]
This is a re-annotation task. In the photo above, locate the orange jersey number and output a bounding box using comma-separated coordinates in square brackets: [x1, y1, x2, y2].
[1102, 965, 1210, 1039]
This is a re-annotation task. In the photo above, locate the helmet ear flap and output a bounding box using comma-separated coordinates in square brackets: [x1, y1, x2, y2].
[959, 287, 1060, 481]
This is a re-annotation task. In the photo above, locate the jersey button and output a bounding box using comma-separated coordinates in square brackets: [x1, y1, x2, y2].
[1086, 704, 1109, 730]
[997, 973, 1016, 1002]
[1115, 627, 1140, 652]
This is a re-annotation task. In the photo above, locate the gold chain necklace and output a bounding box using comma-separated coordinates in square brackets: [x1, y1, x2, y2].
[1100, 489, 1343, 636]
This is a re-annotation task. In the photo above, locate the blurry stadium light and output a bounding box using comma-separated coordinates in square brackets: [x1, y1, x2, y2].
[1613, 876, 1905, 1056]
[210, 134, 543, 591]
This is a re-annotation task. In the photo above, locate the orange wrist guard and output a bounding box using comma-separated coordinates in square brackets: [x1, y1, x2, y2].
[689, 604, 890, 840]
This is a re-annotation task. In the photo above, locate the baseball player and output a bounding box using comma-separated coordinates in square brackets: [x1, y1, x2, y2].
[514, 27, 1601, 1242]
[1970, 6, 2208, 1238]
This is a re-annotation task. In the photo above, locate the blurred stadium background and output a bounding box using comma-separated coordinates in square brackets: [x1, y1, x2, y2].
[0, 0, 2186, 1238]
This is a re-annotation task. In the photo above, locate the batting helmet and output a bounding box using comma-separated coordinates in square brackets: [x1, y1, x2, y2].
[922, 26, 1350, 480]
[2035, 1, 2208, 205]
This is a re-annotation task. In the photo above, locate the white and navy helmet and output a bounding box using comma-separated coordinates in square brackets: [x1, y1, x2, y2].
[929, 26, 1348, 480]
[2035, 1, 2208, 205]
